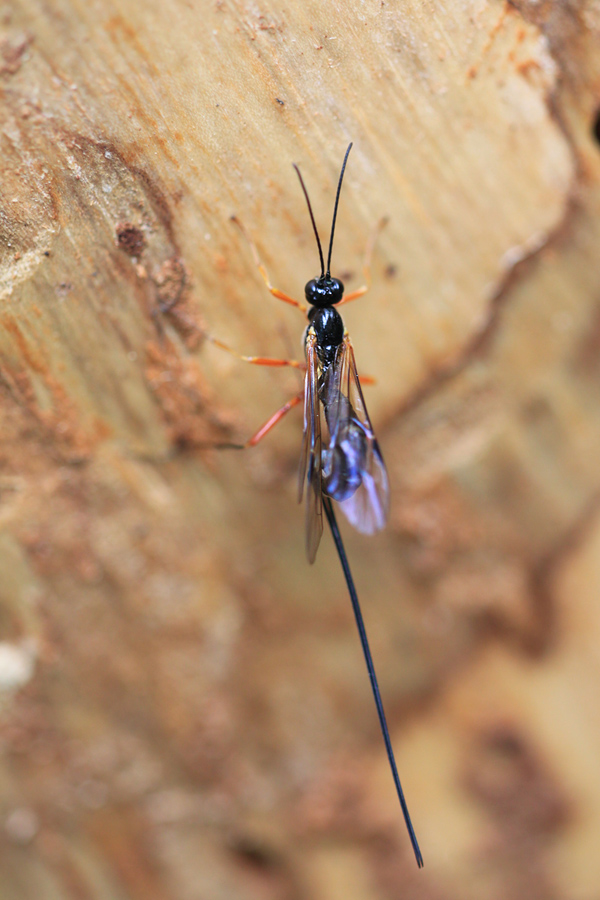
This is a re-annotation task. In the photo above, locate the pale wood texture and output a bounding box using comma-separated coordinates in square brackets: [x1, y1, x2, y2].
[1, 0, 600, 897]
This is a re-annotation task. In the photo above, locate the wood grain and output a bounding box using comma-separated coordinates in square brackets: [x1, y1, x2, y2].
[0, 1, 599, 897]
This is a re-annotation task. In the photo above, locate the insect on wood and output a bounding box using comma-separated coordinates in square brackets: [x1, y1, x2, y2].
[214, 144, 423, 867]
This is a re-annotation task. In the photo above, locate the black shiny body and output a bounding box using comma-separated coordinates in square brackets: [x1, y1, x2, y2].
[306, 301, 370, 505]
[309, 305, 344, 367]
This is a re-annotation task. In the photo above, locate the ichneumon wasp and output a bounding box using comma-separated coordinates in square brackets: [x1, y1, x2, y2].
[213, 144, 423, 868]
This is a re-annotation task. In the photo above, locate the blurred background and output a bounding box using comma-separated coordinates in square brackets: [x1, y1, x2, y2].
[1, 0, 600, 897]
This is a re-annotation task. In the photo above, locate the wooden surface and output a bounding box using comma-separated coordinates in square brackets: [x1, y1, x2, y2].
[1, 1, 600, 897]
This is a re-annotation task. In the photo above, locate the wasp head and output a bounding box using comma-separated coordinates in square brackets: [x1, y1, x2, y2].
[305, 276, 344, 308]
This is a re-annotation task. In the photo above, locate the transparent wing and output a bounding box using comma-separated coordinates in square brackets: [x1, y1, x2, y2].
[298, 330, 323, 563]
[322, 335, 389, 534]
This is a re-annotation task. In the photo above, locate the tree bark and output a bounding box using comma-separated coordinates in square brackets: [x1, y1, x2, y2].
[1, 1, 599, 897]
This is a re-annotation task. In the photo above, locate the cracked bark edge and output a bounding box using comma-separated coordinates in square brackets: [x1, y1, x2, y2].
[394, 192, 579, 421]
[391, 1, 583, 423]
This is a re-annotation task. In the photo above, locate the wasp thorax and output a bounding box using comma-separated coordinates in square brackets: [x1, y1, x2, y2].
[310, 306, 344, 358]
[305, 276, 344, 308]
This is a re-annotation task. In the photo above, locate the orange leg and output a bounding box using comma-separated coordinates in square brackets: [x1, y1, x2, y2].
[337, 216, 388, 307]
[246, 393, 303, 446]
[207, 334, 304, 370]
[231, 216, 308, 313]
[217, 393, 303, 450]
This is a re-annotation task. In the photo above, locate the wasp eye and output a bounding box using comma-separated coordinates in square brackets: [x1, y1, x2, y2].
[305, 276, 344, 308]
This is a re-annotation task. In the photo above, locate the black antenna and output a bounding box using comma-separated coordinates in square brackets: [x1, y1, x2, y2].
[322, 495, 424, 869]
[293, 164, 325, 278]
[326, 142, 353, 277]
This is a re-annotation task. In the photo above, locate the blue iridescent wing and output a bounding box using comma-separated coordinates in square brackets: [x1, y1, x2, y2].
[322, 335, 389, 534]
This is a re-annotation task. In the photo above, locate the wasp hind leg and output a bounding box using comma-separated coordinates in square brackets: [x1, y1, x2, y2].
[205, 331, 304, 448]
[216, 392, 303, 449]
